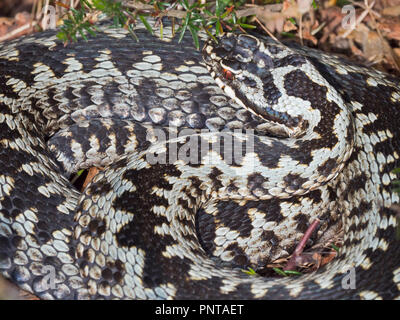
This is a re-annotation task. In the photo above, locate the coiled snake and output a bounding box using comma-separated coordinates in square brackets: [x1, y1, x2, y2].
[0, 20, 399, 299]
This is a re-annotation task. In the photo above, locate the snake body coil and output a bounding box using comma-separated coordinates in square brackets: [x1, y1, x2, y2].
[0, 21, 399, 299]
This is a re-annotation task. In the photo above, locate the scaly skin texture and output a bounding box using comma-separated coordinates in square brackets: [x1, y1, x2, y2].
[0, 21, 399, 299]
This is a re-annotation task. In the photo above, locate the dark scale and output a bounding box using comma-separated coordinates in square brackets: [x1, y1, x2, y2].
[0, 20, 399, 300]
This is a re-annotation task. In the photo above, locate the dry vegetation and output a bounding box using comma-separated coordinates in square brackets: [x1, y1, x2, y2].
[0, 0, 399, 300]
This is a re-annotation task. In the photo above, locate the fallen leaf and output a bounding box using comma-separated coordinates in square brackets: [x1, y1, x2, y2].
[82, 167, 100, 191]
[382, 5, 400, 16]
[378, 16, 400, 41]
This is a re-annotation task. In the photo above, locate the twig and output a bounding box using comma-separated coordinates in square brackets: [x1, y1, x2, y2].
[122, 0, 284, 21]
[254, 17, 280, 43]
[122, 1, 187, 19]
[0, 22, 38, 42]
[284, 218, 321, 271]
[341, 0, 378, 38]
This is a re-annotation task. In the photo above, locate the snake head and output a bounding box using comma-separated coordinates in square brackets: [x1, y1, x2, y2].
[203, 33, 308, 138]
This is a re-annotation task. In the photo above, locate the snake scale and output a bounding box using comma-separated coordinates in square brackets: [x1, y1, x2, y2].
[0, 19, 399, 300]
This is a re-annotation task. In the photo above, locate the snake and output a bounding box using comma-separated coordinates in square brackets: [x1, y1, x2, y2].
[0, 19, 399, 300]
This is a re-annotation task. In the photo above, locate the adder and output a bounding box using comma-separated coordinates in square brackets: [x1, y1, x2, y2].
[0, 20, 399, 299]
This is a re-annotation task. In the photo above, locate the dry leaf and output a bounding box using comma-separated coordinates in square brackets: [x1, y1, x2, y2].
[394, 48, 400, 59]
[302, 19, 319, 45]
[382, 5, 400, 16]
[297, 0, 313, 15]
[302, 29, 318, 45]
[283, 19, 297, 32]
[0, 11, 34, 41]
[378, 16, 400, 41]
[82, 167, 100, 191]
[252, 1, 301, 34]
[319, 6, 347, 43]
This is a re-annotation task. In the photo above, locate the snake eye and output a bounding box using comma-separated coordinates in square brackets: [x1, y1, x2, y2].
[222, 69, 234, 80]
